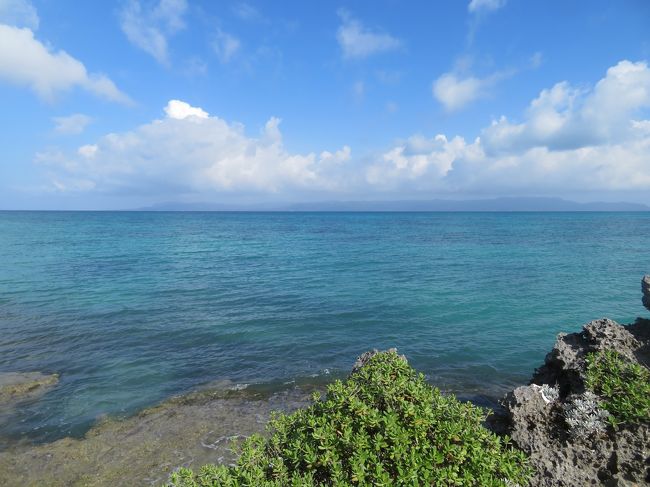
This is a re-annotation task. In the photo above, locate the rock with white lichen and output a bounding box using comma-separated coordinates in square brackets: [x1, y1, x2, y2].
[499, 313, 650, 486]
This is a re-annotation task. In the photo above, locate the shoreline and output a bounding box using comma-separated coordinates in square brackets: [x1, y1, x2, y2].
[0, 382, 319, 487]
[0, 318, 647, 485]
[0, 371, 512, 486]
[1, 280, 648, 486]
[0, 365, 521, 449]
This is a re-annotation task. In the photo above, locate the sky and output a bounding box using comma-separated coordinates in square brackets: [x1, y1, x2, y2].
[0, 0, 649, 210]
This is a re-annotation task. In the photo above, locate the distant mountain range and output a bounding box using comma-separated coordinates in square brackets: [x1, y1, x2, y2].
[136, 197, 650, 212]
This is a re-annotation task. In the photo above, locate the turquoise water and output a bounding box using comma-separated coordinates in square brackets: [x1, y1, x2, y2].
[0, 211, 648, 445]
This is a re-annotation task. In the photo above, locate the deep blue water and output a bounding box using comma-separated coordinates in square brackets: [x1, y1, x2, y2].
[0, 211, 648, 445]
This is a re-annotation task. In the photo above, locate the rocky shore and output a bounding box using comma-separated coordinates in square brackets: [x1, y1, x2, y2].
[0, 278, 648, 486]
[495, 276, 650, 486]
[0, 383, 318, 487]
[499, 317, 649, 486]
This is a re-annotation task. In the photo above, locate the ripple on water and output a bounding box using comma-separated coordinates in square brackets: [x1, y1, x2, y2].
[0, 211, 648, 445]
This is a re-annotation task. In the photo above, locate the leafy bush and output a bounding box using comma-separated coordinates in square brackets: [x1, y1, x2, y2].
[585, 350, 650, 426]
[169, 350, 531, 486]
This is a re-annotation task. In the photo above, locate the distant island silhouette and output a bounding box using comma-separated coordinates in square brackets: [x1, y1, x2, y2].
[136, 197, 650, 212]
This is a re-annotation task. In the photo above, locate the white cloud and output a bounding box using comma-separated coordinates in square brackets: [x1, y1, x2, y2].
[433, 73, 486, 112]
[468, 0, 507, 14]
[0, 25, 130, 103]
[164, 99, 208, 119]
[119, 0, 187, 65]
[481, 60, 650, 153]
[371, 60, 650, 195]
[35, 61, 650, 200]
[40, 100, 352, 195]
[212, 29, 241, 64]
[0, 0, 39, 29]
[337, 10, 401, 60]
[366, 134, 481, 190]
[433, 68, 512, 112]
[53, 114, 93, 135]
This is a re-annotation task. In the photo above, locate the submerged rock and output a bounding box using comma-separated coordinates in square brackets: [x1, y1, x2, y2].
[0, 383, 315, 487]
[500, 317, 650, 486]
[0, 372, 58, 407]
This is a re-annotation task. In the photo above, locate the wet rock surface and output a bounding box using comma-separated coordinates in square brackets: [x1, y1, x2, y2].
[499, 317, 650, 486]
[0, 372, 58, 407]
[643, 275, 650, 312]
[0, 384, 316, 487]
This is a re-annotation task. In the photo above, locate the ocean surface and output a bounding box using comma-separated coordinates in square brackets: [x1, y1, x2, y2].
[0, 211, 648, 447]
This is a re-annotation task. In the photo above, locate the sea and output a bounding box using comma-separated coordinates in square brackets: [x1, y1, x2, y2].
[0, 211, 648, 447]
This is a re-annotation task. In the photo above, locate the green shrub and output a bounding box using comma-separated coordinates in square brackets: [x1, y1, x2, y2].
[585, 349, 650, 426]
[169, 351, 530, 486]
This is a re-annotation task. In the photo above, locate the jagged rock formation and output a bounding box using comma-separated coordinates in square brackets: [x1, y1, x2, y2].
[501, 317, 650, 486]
[643, 275, 650, 312]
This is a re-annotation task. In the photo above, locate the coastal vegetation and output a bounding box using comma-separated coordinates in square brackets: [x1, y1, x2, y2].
[585, 349, 650, 426]
[170, 350, 531, 487]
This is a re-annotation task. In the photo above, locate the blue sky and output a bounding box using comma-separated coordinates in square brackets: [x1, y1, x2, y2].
[1, 0, 649, 209]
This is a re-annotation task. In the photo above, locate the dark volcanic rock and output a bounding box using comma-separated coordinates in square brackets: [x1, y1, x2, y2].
[501, 317, 650, 486]
[643, 275, 650, 312]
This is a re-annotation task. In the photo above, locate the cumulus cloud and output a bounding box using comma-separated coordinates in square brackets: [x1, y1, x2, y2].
[39, 100, 352, 195]
[468, 0, 507, 14]
[0, 24, 130, 103]
[0, 0, 39, 29]
[481, 60, 650, 153]
[119, 0, 187, 65]
[371, 60, 650, 195]
[337, 10, 401, 60]
[36, 61, 650, 200]
[367, 134, 479, 190]
[164, 99, 208, 119]
[52, 114, 93, 135]
[212, 29, 241, 64]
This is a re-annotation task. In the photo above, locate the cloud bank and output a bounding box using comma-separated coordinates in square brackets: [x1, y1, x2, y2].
[38, 60, 650, 200]
[39, 100, 352, 195]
